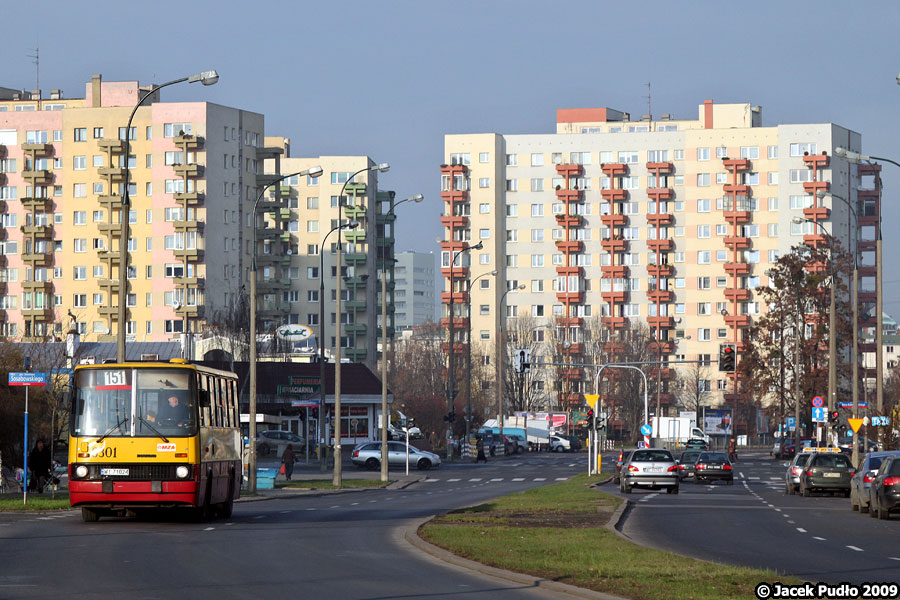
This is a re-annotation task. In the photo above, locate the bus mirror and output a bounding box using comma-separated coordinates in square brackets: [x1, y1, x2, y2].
[199, 390, 211, 408]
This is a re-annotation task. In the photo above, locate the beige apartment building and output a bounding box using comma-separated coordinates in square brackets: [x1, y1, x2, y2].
[441, 100, 878, 435]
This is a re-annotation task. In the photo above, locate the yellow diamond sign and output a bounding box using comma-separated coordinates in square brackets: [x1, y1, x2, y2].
[848, 418, 865, 434]
[584, 394, 600, 410]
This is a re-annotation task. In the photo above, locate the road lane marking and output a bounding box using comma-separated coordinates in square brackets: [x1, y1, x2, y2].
[555, 477, 569, 481]
[447, 478, 461, 482]
[253, 515, 266, 519]
[204, 527, 214, 531]
[847, 546, 863, 552]
[468, 478, 482, 482]
[813, 536, 826, 541]
[774, 508, 782, 512]
[305, 508, 317, 511]
[491, 478, 504, 481]
[889, 557, 900, 561]
[534, 478, 546, 481]
[280, 511, 291, 514]
[512, 478, 525, 481]
[330, 505, 340, 509]
[425, 478, 440, 482]
[351, 502, 359, 506]
[796, 528, 807, 533]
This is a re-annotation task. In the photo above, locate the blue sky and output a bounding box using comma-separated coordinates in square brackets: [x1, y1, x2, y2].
[5, 0, 900, 306]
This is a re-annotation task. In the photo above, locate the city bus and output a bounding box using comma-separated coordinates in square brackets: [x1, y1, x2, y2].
[68, 359, 241, 522]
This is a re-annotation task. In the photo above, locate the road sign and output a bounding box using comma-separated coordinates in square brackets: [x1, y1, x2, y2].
[848, 418, 865, 433]
[584, 394, 600, 409]
[838, 401, 868, 408]
[812, 406, 826, 422]
[8, 372, 47, 387]
[811, 396, 824, 408]
[640, 424, 652, 436]
[291, 399, 320, 408]
[786, 416, 796, 431]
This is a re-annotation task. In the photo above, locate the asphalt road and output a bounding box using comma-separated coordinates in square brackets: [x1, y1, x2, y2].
[0, 452, 591, 600]
[615, 449, 900, 585]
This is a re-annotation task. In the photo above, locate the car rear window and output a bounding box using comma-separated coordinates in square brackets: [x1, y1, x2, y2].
[632, 450, 673, 462]
[868, 457, 884, 471]
[890, 460, 900, 476]
[813, 454, 851, 468]
[680, 452, 701, 462]
[699, 453, 727, 461]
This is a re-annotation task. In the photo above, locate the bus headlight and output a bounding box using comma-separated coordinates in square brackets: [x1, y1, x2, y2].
[175, 466, 190, 479]
[75, 465, 88, 479]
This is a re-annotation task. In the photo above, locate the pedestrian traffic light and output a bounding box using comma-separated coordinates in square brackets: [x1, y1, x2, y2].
[829, 410, 840, 424]
[718, 344, 736, 372]
[596, 416, 607, 432]
[514, 348, 531, 373]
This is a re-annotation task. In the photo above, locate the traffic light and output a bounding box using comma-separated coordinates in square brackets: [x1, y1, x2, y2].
[444, 411, 456, 423]
[829, 410, 840, 424]
[298, 408, 306, 420]
[718, 344, 736, 373]
[514, 348, 531, 373]
[596, 415, 607, 432]
[312, 407, 319, 419]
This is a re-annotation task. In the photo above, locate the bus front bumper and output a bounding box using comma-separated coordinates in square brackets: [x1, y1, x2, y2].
[69, 480, 199, 507]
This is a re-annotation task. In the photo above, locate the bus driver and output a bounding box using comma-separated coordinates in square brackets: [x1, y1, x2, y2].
[161, 395, 191, 428]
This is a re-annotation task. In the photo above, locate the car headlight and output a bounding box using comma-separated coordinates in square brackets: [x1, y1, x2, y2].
[75, 465, 88, 478]
[175, 466, 190, 479]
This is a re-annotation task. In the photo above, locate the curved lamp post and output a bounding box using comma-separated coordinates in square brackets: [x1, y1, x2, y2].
[332, 162, 389, 488]
[497, 283, 525, 442]
[379, 194, 423, 482]
[117, 70, 219, 363]
[247, 165, 323, 494]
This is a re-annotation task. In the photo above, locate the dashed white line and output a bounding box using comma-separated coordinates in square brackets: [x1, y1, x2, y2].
[329, 505, 340, 509]
[425, 478, 440, 482]
[889, 557, 900, 561]
[555, 477, 569, 481]
[447, 478, 461, 482]
[847, 545, 864, 552]
[813, 536, 826, 541]
[279, 510, 291, 514]
[490, 478, 504, 482]
[796, 528, 807, 533]
[774, 508, 782, 512]
[468, 478, 482, 482]
[351, 502, 359, 506]
[511, 477, 525, 482]
[204, 527, 215, 531]
[368, 500, 377, 503]
[305, 508, 317, 511]
[253, 515, 266, 519]
[534, 478, 546, 481]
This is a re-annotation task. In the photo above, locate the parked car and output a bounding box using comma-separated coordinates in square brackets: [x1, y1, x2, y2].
[838, 437, 879, 456]
[868, 454, 900, 520]
[614, 449, 634, 484]
[784, 451, 813, 495]
[693, 452, 734, 485]
[557, 434, 582, 451]
[477, 433, 505, 456]
[549, 435, 572, 452]
[255, 430, 306, 458]
[351, 441, 441, 470]
[503, 434, 528, 454]
[620, 448, 679, 494]
[851, 451, 900, 513]
[684, 438, 709, 450]
[676, 450, 703, 481]
[778, 438, 813, 459]
[799, 450, 854, 497]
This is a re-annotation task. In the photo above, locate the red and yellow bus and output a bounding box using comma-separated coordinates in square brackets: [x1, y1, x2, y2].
[68, 359, 241, 522]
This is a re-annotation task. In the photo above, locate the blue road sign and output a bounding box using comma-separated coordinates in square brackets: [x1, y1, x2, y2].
[786, 417, 796, 431]
[8, 372, 47, 386]
[640, 424, 652, 436]
[812, 406, 826, 422]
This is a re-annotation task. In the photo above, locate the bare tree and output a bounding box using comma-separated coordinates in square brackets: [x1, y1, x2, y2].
[676, 361, 711, 419]
[502, 313, 550, 413]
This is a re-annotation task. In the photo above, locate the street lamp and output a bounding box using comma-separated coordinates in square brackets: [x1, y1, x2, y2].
[465, 269, 496, 441]
[317, 219, 360, 472]
[116, 70, 219, 363]
[247, 165, 323, 494]
[332, 162, 389, 488]
[445, 241, 482, 459]
[379, 193, 423, 482]
[497, 283, 525, 442]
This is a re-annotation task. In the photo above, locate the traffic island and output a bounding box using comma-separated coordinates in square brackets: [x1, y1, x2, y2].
[418, 474, 801, 600]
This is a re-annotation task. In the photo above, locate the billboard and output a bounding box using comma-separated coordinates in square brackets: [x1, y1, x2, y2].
[704, 408, 732, 435]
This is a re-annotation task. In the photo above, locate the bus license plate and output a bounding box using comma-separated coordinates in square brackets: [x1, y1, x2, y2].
[101, 468, 129, 476]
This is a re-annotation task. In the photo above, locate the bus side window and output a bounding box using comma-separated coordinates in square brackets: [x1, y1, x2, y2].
[197, 373, 209, 427]
[230, 379, 238, 427]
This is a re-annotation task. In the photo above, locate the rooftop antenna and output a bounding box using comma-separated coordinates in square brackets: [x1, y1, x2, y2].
[27, 46, 39, 109]
[645, 81, 652, 130]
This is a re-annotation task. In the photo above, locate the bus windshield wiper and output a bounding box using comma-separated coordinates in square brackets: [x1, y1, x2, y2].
[95, 417, 128, 444]
[136, 415, 170, 443]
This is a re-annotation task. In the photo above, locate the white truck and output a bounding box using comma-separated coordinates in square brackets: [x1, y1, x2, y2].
[480, 417, 550, 448]
[651, 416, 709, 444]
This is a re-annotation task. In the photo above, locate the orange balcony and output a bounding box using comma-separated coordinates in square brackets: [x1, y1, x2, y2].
[646, 187, 674, 200]
[555, 240, 584, 253]
[807, 261, 828, 274]
[558, 392, 584, 403]
[439, 215, 469, 228]
[724, 314, 752, 328]
[803, 233, 828, 246]
[440, 163, 469, 175]
[724, 288, 752, 302]
[556, 317, 583, 327]
[646, 264, 674, 277]
[601, 163, 628, 177]
[601, 291, 627, 304]
[723, 158, 751, 172]
[723, 210, 751, 223]
[441, 342, 467, 355]
[440, 266, 468, 280]
[439, 240, 472, 253]
[724, 262, 751, 276]
[558, 343, 584, 355]
[556, 291, 584, 303]
[600, 213, 627, 228]
[555, 163, 584, 177]
[647, 316, 675, 328]
[646, 212, 674, 226]
[646, 162, 674, 173]
[601, 265, 628, 279]
[724, 236, 751, 249]
[657, 367, 676, 379]
[602, 316, 627, 329]
[647, 239, 674, 252]
[600, 188, 627, 202]
[803, 206, 831, 220]
[648, 341, 675, 355]
[439, 317, 469, 329]
[555, 189, 583, 203]
[723, 183, 752, 195]
[555, 265, 583, 277]
[440, 291, 468, 304]
[802, 180, 829, 194]
[647, 289, 674, 303]
[601, 238, 627, 253]
[656, 392, 676, 405]
[440, 190, 468, 205]
[555, 213, 583, 228]
[803, 153, 830, 168]
[558, 367, 583, 380]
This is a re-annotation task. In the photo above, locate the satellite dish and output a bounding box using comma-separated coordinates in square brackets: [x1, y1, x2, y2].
[173, 301, 182, 310]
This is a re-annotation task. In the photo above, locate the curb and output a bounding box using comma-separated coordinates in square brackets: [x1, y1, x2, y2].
[403, 517, 630, 600]
[236, 475, 425, 502]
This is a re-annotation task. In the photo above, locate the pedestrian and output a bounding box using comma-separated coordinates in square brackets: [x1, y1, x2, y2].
[29, 439, 51, 493]
[281, 444, 296, 481]
[475, 437, 487, 463]
[728, 437, 737, 463]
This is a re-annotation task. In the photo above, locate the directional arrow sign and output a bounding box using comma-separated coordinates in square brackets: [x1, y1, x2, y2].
[848, 418, 864, 433]
[811, 406, 826, 423]
[584, 394, 600, 410]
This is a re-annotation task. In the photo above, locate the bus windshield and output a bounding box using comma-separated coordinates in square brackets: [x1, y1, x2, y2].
[73, 368, 196, 438]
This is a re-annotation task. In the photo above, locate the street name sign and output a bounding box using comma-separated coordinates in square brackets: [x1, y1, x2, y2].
[8, 372, 47, 386]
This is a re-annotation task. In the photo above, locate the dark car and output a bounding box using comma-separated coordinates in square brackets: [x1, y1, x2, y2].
[620, 449, 679, 494]
[676, 450, 703, 481]
[779, 438, 813, 459]
[558, 434, 583, 451]
[684, 438, 709, 450]
[693, 452, 734, 484]
[799, 451, 854, 497]
[868, 454, 900, 520]
[851, 451, 900, 513]
[614, 449, 634, 484]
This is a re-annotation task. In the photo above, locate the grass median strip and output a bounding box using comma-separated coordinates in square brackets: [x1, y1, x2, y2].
[0, 495, 71, 511]
[420, 474, 800, 600]
[276, 479, 390, 490]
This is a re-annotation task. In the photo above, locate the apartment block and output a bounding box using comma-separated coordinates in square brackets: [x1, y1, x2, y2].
[440, 100, 875, 434]
[261, 153, 394, 370]
[0, 74, 272, 341]
[394, 251, 437, 331]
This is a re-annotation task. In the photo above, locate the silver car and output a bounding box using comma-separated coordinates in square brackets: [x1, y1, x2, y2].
[851, 451, 900, 513]
[255, 430, 306, 459]
[784, 451, 812, 495]
[620, 449, 679, 494]
[351, 441, 441, 471]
